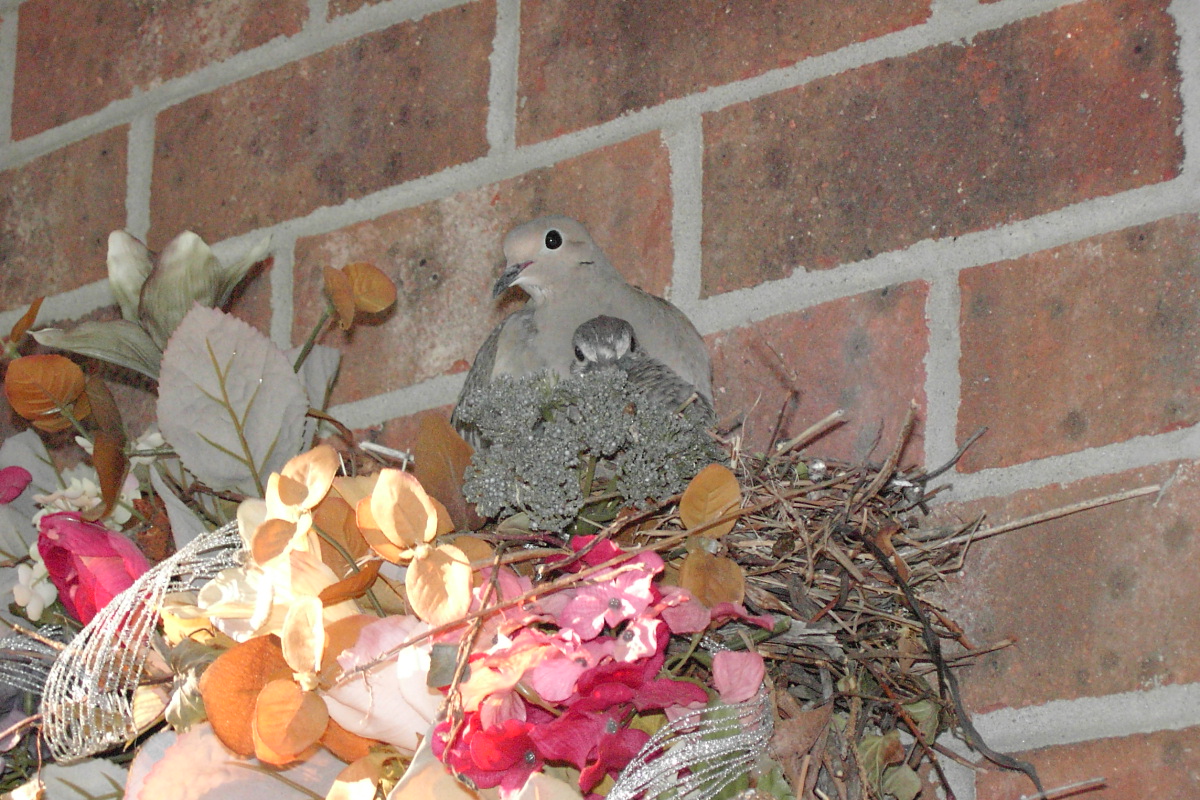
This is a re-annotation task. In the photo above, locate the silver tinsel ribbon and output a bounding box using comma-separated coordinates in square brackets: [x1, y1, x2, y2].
[609, 682, 774, 800]
[40, 522, 243, 762]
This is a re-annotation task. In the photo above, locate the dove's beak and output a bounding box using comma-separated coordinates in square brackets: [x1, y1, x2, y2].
[492, 260, 531, 298]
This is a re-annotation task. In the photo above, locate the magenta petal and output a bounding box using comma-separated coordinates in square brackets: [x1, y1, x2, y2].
[712, 651, 766, 704]
[528, 709, 606, 768]
[469, 718, 533, 771]
[0, 466, 31, 504]
[633, 677, 709, 711]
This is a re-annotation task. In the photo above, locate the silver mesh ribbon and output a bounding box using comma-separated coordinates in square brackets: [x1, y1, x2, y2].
[609, 683, 774, 800]
[0, 626, 68, 695]
[40, 522, 244, 762]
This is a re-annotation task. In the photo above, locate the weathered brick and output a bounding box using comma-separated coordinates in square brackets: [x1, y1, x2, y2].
[149, 2, 493, 247]
[294, 133, 673, 406]
[974, 728, 1200, 800]
[932, 461, 1200, 713]
[0, 128, 127, 310]
[516, 0, 930, 144]
[707, 282, 928, 462]
[702, 0, 1183, 294]
[13, 0, 306, 139]
[957, 215, 1200, 473]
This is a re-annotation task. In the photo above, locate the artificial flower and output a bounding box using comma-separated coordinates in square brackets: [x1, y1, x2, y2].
[0, 467, 31, 504]
[711, 650, 766, 705]
[37, 511, 150, 624]
[31, 230, 271, 380]
[12, 541, 56, 620]
[556, 551, 664, 640]
[32, 462, 141, 528]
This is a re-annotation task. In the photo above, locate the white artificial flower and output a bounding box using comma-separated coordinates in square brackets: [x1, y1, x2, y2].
[130, 427, 166, 467]
[32, 463, 141, 529]
[12, 541, 56, 620]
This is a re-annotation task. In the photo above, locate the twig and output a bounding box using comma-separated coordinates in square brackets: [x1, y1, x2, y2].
[1020, 777, 1106, 800]
[774, 409, 847, 456]
[938, 485, 1161, 550]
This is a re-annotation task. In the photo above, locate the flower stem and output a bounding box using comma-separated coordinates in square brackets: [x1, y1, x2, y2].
[293, 305, 334, 372]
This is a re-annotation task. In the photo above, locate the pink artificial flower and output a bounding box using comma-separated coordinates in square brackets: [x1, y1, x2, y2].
[657, 585, 712, 634]
[37, 511, 150, 624]
[578, 723, 650, 793]
[557, 552, 664, 640]
[709, 602, 776, 631]
[0, 466, 31, 504]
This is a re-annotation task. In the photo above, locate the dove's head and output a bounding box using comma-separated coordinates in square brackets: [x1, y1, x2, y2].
[571, 315, 637, 374]
[493, 216, 604, 301]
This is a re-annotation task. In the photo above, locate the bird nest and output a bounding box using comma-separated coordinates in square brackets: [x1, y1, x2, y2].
[462, 403, 1153, 800]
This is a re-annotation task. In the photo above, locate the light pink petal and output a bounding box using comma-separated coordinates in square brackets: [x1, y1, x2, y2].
[711, 650, 765, 704]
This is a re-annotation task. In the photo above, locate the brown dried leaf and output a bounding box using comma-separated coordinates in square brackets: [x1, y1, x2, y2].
[4, 354, 89, 432]
[320, 614, 378, 679]
[452, 534, 494, 565]
[343, 262, 397, 314]
[324, 266, 357, 330]
[253, 679, 329, 765]
[868, 523, 912, 584]
[8, 297, 43, 344]
[406, 544, 471, 626]
[83, 431, 129, 523]
[412, 414, 475, 531]
[198, 636, 291, 756]
[679, 463, 741, 537]
[678, 549, 745, 607]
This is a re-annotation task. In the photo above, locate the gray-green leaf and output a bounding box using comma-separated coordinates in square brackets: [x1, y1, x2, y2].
[32, 320, 163, 380]
[157, 305, 307, 496]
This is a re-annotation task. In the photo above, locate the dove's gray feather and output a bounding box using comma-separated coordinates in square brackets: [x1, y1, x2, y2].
[453, 216, 712, 445]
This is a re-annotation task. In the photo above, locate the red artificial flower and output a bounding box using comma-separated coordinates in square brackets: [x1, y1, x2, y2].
[579, 722, 651, 793]
[37, 511, 150, 624]
[0, 466, 31, 504]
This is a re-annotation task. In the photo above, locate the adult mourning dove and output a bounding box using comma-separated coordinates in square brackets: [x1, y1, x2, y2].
[452, 216, 711, 441]
[571, 315, 715, 423]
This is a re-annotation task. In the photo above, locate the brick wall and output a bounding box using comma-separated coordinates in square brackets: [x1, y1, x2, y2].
[1, 0, 1197, 796]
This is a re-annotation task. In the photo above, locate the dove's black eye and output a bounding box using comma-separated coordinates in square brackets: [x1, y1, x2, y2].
[574, 345, 585, 361]
[545, 229, 563, 250]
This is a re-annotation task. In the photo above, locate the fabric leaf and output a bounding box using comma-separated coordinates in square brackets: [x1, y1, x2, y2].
[157, 305, 308, 496]
[33, 319, 163, 380]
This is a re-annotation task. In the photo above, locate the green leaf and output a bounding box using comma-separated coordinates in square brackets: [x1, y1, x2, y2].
[32, 320, 162, 380]
[157, 305, 308, 496]
[903, 698, 941, 743]
[882, 764, 923, 800]
[756, 761, 798, 800]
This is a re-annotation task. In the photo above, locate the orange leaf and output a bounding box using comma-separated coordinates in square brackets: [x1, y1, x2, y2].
[8, 297, 43, 343]
[319, 559, 382, 606]
[198, 636, 290, 756]
[406, 544, 471, 626]
[321, 718, 383, 766]
[343, 262, 396, 314]
[358, 499, 406, 563]
[250, 518, 299, 565]
[277, 444, 340, 511]
[4, 354, 88, 432]
[313, 495, 370, 573]
[868, 523, 912, 584]
[451, 534, 494, 565]
[412, 414, 475, 531]
[320, 614, 378, 678]
[83, 431, 129, 523]
[83, 375, 125, 443]
[678, 549, 745, 607]
[679, 463, 741, 537]
[253, 679, 329, 765]
[370, 469, 439, 550]
[324, 265, 357, 330]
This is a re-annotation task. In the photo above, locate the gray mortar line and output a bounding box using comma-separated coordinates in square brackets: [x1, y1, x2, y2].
[922, 275, 965, 477]
[486, 0, 520, 154]
[0, 10, 16, 147]
[124, 112, 155, 240]
[663, 119, 705, 312]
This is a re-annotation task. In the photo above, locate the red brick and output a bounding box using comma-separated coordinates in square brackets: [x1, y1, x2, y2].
[932, 461, 1200, 713]
[149, 2, 493, 248]
[958, 215, 1200, 473]
[0, 128, 127, 310]
[328, 0, 375, 18]
[294, 133, 673, 406]
[701, 0, 1183, 294]
[707, 282, 928, 462]
[975, 728, 1200, 800]
[516, 0, 930, 144]
[13, 0, 306, 139]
